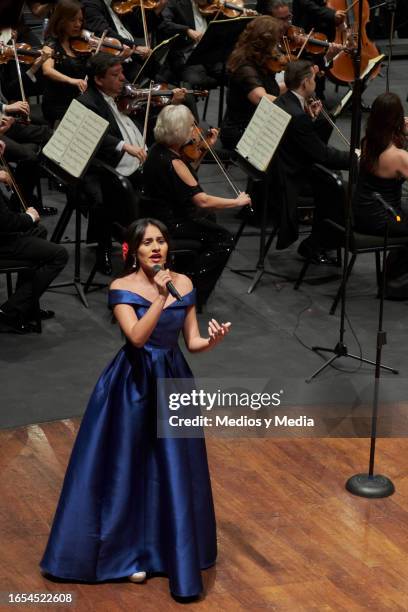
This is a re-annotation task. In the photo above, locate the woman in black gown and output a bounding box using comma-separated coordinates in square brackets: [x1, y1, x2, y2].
[142, 104, 251, 307]
[41, 0, 88, 123]
[353, 92, 408, 298]
[220, 15, 283, 150]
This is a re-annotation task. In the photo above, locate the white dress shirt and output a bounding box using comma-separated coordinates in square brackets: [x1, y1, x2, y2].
[101, 92, 145, 176]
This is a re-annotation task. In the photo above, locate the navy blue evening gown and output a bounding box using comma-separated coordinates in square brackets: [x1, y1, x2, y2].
[40, 289, 217, 597]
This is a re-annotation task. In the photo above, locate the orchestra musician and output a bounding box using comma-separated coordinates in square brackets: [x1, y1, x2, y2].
[0, 140, 68, 334]
[292, 0, 346, 42]
[41, 0, 90, 123]
[81, 0, 153, 79]
[220, 15, 283, 150]
[273, 60, 350, 260]
[158, 0, 224, 89]
[77, 53, 147, 275]
[142, 104, 251, 307]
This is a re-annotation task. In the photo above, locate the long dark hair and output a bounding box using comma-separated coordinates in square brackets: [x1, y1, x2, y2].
[361, 92, 406, 173]
[227, 15, 281, 73]
[45, 0, 83, 40]
[121, 218, 171, 276]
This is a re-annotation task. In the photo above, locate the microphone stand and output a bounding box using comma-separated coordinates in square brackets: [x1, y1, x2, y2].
[305, 0, 398, 383]
[346, 218, 395, 498]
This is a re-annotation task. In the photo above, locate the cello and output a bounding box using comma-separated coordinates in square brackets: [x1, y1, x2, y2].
[326, 0, 381, 84]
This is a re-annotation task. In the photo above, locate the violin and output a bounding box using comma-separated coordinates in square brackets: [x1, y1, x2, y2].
[0, 42, 51, 65]
[197, 0, 258, 19]
[264, 49, 296, 72]
[112, 0, 160, 15]
[180, 125, 213, 164]
[286, 25, 344, 55]
[70, 30, 128, 57]
[117, 83, 208, 115]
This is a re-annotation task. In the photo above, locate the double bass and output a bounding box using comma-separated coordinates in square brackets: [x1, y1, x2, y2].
[326, 0, 380, 84]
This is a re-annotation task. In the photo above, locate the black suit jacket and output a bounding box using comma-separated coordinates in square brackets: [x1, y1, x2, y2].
[78, 86, 125, 167]
[82, 0, 145, 46]
[274, 90, 349, 248]
[159, 0, 196, 63]
[292, 0, 336, 40]
[0, 191, 34, 237]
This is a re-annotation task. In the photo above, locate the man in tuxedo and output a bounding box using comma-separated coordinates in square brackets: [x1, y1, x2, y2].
[0, 142, 68, 333]
[78, 53, 147, 274]
[159, 0, 222, 88]
[274, 60, 350, 261]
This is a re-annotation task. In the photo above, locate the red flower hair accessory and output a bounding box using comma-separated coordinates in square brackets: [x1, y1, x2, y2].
[122, 242, 129, 261]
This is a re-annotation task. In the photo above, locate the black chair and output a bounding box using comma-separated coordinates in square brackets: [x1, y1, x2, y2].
[294, 164, 408, 314]
[0, 260, 42, 333]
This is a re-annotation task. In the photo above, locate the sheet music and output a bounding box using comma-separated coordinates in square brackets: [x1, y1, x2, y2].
[361, 54, 385, 80]
[42, 99, 108, 179]
[236, 96, 291, 172]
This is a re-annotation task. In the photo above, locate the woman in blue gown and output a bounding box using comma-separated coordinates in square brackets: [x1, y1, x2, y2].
[40, 218, 231, 598]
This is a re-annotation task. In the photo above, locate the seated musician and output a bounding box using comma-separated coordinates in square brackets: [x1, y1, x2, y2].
[41, 0, 90, 124]
[141, 104, 251, 307]
[0, 140, 68, 334]
[273, 60, 349, 262]
[77, 53, 147, 275]
[219, 15, 283, 150]
[81, 0, 154, 80]
[158, 0, 224, 89]
[292, 0, 346, 42]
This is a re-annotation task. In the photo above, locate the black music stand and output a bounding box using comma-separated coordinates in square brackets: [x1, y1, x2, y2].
[135, 34, 180, 84]
[186, 17, 254, 124]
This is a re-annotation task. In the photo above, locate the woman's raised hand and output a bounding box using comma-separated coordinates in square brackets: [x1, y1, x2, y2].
[207, 319, 231, 347]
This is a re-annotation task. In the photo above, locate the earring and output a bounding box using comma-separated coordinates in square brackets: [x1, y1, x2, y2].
[132, 255, 137, 270]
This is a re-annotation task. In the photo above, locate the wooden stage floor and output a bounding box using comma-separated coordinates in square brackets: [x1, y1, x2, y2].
[1, 420, 408, 610]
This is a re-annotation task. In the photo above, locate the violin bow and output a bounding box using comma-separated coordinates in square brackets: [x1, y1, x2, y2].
[296, 28, 314, 59]
[0, 152, 28, 212]
[12, 39, 30, 123]
[194, 125, 254, 212]
[142, 80, 153, 149]
[95, 29, 108, 54]
[308, 97, 350, 148]
[140, 0, 150, 51]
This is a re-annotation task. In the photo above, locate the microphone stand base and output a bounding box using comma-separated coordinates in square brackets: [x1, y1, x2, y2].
[346, 473, 395, 498]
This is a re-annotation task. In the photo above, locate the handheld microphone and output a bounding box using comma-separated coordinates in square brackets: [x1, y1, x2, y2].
[152, 265, 183, 301]
[372, 192, 401, 222]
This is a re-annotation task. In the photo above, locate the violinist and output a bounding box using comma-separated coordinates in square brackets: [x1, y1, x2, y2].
[273, 60, 349, 259]
[81, 0, 153, 79]
[159, 0, 223, 89]
[41, 0, 90, 123]
[220, 15, 283, 150]
[142, 104, 251, 307]
[0, 140, 68, 335]
[78, 53, 147, 274]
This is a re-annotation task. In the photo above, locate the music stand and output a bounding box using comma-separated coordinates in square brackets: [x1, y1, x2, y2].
[134, 34, 180, 84]
[186, 17, 254, 123]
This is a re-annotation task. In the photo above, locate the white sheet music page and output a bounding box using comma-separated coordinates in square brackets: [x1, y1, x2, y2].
[236, 96, 291, 172]
[42, 99, 108, 178]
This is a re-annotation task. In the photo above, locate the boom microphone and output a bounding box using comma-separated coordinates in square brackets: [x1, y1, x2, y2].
[152, 265, 183, 301]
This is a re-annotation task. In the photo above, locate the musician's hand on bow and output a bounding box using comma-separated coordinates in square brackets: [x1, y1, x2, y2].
[123, 143, 147, 163]
[0, 116, 14, 135]
[5, 101, 30, 116]
[27, 207, 40, 223]
[135, 46, 151, 59]
[305, 98, 322, 119]
[207, 319, 231, 347]
[0, 170, 11, 185]
[235, 191, 252, 207]
[171, 88, 187, 104]
[335, 9, 346, 25]
[71, 78, 88, 93]
[187, 29, 203, 43]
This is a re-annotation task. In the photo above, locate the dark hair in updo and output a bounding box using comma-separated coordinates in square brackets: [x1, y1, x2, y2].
[121, 218, 171, 275]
